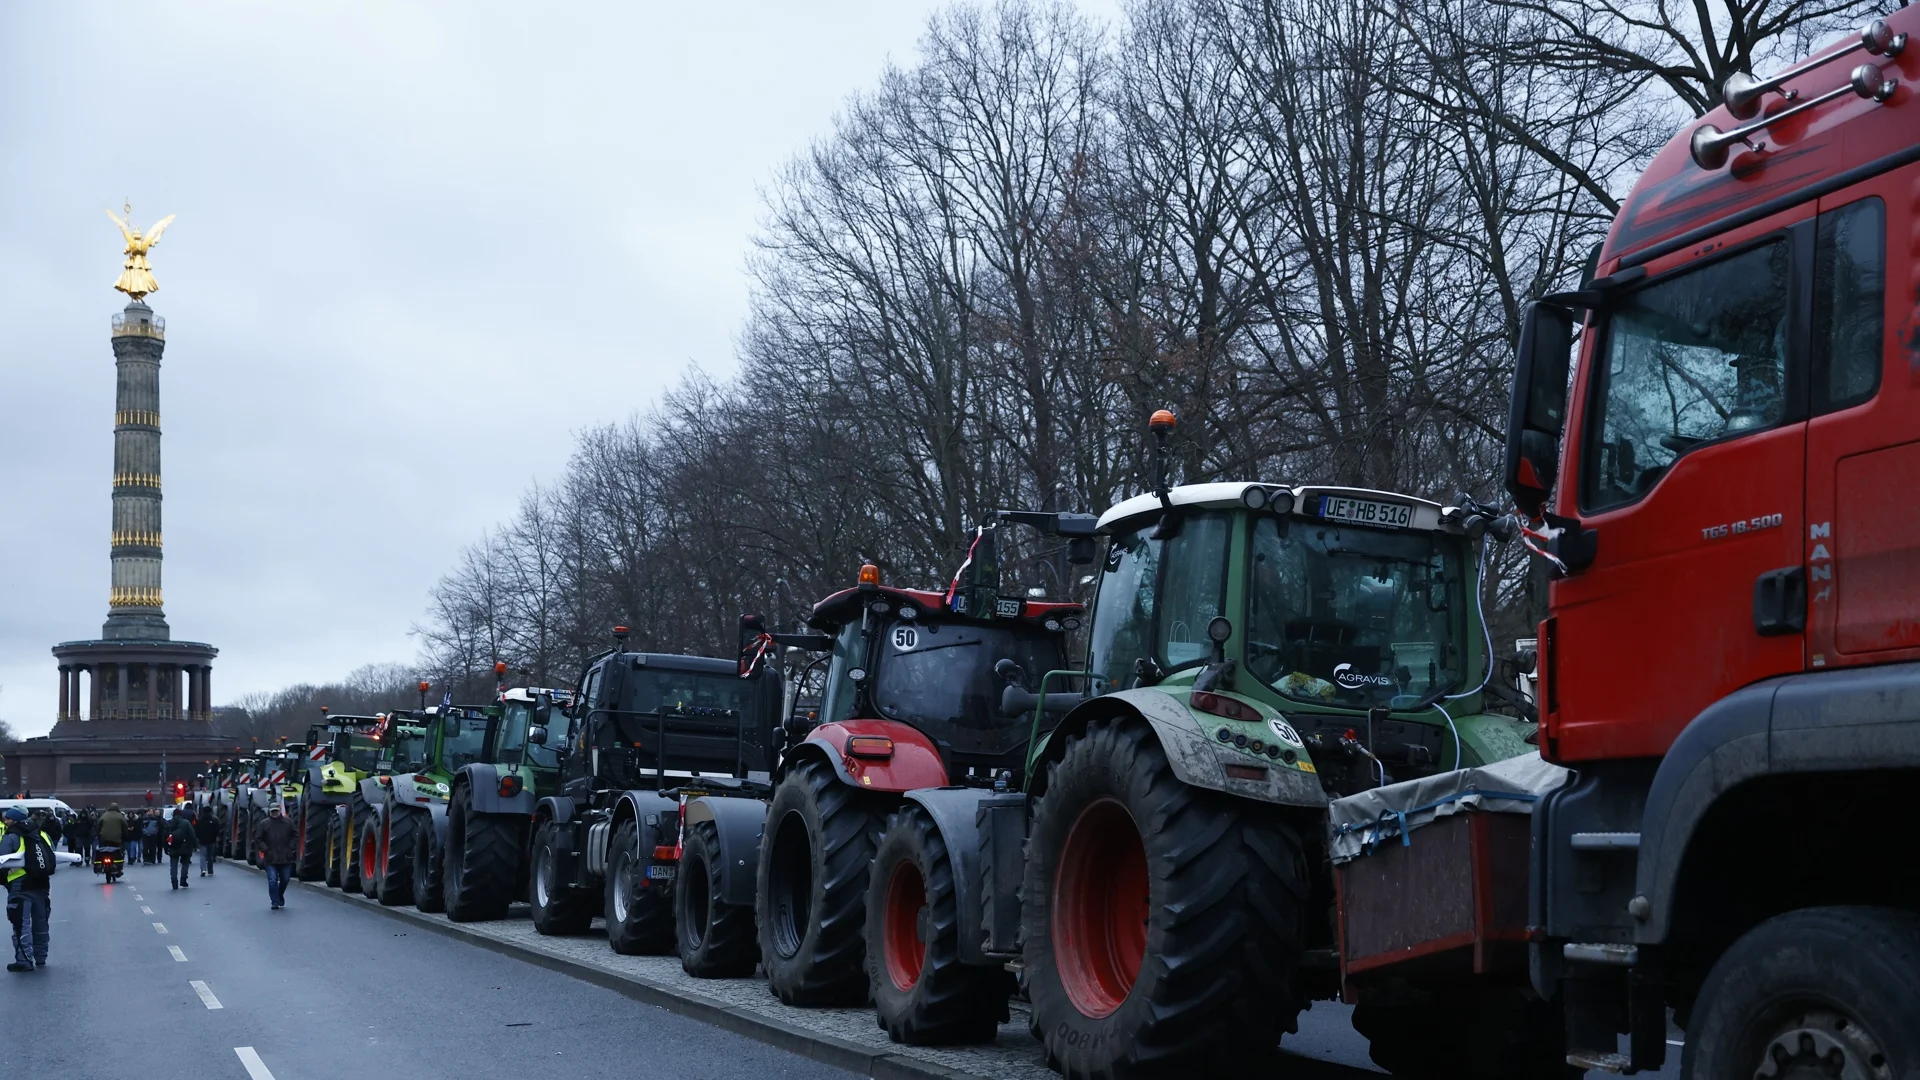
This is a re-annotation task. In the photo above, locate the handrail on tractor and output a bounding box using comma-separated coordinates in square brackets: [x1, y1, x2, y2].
[1027, 670, 1096, 774]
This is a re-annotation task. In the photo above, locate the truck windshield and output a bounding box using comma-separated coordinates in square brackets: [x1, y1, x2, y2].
[623, 672, 759, 717]
[871, 619, 1066, 756]
[1245, 517, 1466, 708]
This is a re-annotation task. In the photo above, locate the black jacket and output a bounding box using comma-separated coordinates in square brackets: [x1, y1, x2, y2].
[194, 813, 220, 845]
[256, 814, 298, 865]
[167, 816, 198, 854]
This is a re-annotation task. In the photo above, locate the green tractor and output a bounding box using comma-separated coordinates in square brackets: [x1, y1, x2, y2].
[837, 415, 1538, 1076]
[432, 684, 574, 920]
[298, 712, 385, 883]
[326, 712, 428, 893]
[357, 701, 499, 907]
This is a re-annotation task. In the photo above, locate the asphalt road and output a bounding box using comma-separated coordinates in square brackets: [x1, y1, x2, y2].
[0, 859, 857, 1080]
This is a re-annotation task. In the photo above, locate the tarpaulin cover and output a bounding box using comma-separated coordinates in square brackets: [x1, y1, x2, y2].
[1326, 752, 1569, 863]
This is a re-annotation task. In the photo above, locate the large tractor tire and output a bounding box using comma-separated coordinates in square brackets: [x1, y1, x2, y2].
[676, 818, 757, 976]
[1684, 906, 1920, 1080]
[340, 798, 367, 894]
[443, 785, 521, 923]
[529, 817, 594, 935]
[376, 806, 423, 907]
[295, 800, 328, 882]
[358, 811, 383, 899]
[865, 804, 1010, 1044]
[412, 818, 446, 913]
[757, 757, 886, 1005]
[606, 820, 674, 955]
[324, 809, 345, 889]
[1022, 716, 1308, 1079]
[1353, 988, 1578, 1079]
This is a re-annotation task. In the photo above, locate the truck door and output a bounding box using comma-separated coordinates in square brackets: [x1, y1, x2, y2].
[1804, 179, 1905, 665]
[1550, 204, 1815, 761]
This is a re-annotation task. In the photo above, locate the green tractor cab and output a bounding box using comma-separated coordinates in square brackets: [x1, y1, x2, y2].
[301, 713, 387, 886]
[431, 685, 575, 920]
[328, 712, 428, 895]
[358, 701, 499, 908]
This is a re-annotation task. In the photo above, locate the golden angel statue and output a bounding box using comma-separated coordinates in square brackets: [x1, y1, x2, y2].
[107, 201, 175, 301]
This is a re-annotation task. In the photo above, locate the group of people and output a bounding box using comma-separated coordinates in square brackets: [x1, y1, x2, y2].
[0, 796, 304, 972]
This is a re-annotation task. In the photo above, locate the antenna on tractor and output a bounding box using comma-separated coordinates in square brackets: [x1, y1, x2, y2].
[1149, 409, 1177, 507]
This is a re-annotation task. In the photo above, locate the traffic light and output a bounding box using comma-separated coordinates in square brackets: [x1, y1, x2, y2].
[173, 781, 187, 802]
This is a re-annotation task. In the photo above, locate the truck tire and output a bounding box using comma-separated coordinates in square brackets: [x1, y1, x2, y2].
[412, 818, 445, 913]
[758, 756, 886, 1005]
[358, 811, 383, 899]
[377, 806, 422, 907]
[865, 803, 1010, 1044]
[607, 820, 674, 955]
[1685, 905, 1920, 1080]
[444, 785, 521, 922]
[1023, 716, 1307, 1079]
[1353, 988, 1578, 1079]
[324, 809, 345, 888]
[530, 817, 594, 935]
[295, 801, 327, 881]
[678, 818, 758, 977]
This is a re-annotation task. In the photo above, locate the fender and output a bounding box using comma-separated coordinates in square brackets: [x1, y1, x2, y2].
[458, 763, 536, 816]
[800, 719, 946, 793]
[1635, 660, 1920, 944]
[682, 795, 768, 907]
[1032, 690, 1327, 809]
[358, 777, 386, 806]
[387, 773, 447, 810]
[533, 795, 576, 826]
[901, 787, 1006, 965]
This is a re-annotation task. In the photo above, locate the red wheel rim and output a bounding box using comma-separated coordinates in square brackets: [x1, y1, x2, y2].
[883, 860, 928, 990]
[362, 822, 379, 881]
[1052, 796, 1148, 1019]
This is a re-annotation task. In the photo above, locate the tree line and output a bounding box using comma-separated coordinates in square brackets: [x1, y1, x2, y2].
[294, 0, 1878, 717]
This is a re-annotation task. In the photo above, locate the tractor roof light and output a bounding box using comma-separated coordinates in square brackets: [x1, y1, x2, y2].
[1149, 408, 1177, 432]
[857, 563, 881, 591]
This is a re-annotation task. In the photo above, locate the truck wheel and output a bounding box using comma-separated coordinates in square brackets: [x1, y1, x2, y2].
[444, 785, 521, 922]
[412, 817, 445, 913]
[865, 804, 1010, 1044]
[678, 818, 758, 977]
[1353, 988, 1577, 1079]
[1023, 716, 1307, 1078]
[295, 801, 327, 882]
[607, 820, 674, 955]
[377, 807, 422, 907]
[324, 810, 344, 888]
[530, 818, 593, 935]
[358, 811, 383, 899]
[1686, 905, 1920, 1079]
[758, 756, 886, 1005]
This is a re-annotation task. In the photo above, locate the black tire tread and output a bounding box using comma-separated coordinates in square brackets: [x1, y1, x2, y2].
[1022, 716, 1308, 1079]
[679, 818, 758, 977]
[446, 788, 522, 923]
[377, 805, 423, 906]
[295, 801, 329, 882]
[413, 816, 446, 913]
[758, 757, 886, 1006]
[866, 804, 1009, 1044]
[607, 820, 675, 956]
[529, 817, 594, 934]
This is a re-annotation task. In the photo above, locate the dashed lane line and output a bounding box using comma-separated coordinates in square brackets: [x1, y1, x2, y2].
[190, 980, 223, 1009]
[168, 946, 187, 962]
[141, 905, 154, 914]
[234, 1047, 275, 1080]
[153, 922, 168, 934]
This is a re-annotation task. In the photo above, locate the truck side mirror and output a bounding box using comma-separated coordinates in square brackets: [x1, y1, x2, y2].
[1502, 302, 1575, 517]
[1066, 537, 1096, 565]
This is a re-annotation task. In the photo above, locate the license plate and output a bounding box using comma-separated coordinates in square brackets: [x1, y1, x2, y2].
[1318, 496, 1412, 529]
[646, 865, 675, 880]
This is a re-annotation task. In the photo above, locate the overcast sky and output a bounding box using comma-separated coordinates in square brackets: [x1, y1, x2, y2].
[0, 1, 1118, 738]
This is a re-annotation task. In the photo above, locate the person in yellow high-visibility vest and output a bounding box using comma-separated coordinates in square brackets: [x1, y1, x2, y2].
[2, 807, 55, 971]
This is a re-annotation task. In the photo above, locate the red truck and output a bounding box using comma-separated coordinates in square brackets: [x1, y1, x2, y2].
[1335, 13, 1920, 1078]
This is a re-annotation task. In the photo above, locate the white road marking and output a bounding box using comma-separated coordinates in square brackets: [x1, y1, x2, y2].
[234, 1047, 275, 1080]
[168, 946, 187, 962]
[152, 922, 168, 934]
[131, 895, 143, 901]
[190, 980, 223, 1009]
[1668, 1039, 1686, 1046]
[141, 905, 154, 914]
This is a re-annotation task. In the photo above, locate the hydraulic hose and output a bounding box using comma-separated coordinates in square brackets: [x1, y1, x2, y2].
[1431, 541, 1499, 771]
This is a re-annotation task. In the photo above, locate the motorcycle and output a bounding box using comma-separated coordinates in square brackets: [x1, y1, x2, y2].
[92, 844, 125, 883]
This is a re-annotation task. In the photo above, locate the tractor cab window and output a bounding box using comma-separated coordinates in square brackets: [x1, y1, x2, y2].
[818, 622, 865, 725]
[1247, 517, 1466, 708]
[496, 702, 531, 762]
[506, 696, 571, 769]
[1086, 511, 1230, 688]
[1155, 514, 1231, 670]
[389, 728, 429, 772]
[340, 736, 381, 773]
[1088, 528, 1161, 693]
[440, 713, 493, 770]
[623, 670, 760, 717]
[871, 619, 1067, 757]
[1583, 239, 1791, 511]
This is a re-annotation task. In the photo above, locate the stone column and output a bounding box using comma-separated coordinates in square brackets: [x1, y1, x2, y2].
[88, 665, 101, 720]
[72, 667, 83, 720]
[145, 663, 158, 718]
[171, 665, 184, 719]
[57, 666, 69, 721]
[116, 664, 129, 719]
[202, 666, 212, 719]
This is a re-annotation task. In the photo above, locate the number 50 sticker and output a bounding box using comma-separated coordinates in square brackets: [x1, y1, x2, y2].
[892, 627, 919, 651]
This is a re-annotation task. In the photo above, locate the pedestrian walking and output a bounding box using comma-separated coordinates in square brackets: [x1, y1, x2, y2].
[194, 805, 220, 877]
[2, 807, 56, 972]
[141, 814, 161, 864]
[165, 807, 197, 890]
[255, 801, 298, 910]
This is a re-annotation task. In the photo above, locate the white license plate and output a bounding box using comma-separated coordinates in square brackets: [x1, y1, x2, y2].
[1318, 496, 1412, 529]
[646, 865, 675, 880]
